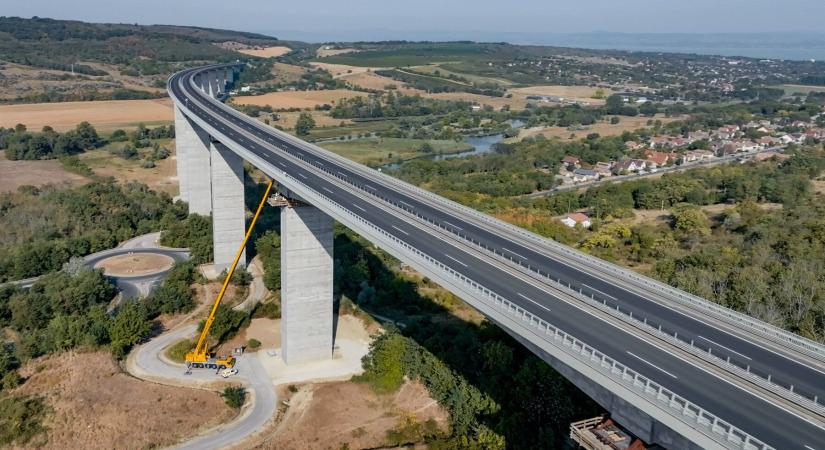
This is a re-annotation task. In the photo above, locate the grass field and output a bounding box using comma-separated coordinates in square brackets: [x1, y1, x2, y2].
[0, 151, 89, 192]
[306, 120, 394, 140]
[319, 137, 471, 166]
[509, 85, 615, 105]
[518, 114, 677, 141]
[79, 139, 179, 194]
[0, 98, 173, 132]
[772, 84, 825, 95]
[232, 89, 366, 109]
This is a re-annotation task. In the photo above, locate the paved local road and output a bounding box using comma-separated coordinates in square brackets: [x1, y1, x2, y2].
[171, 66, 825, 449]
[128, 324, 277, 450]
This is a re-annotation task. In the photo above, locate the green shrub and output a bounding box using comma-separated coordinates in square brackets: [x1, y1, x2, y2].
[167, 339, 193, 363]
[247, 338, 261, 349]
[0, 394, 47, 445]
[221, 386, 245, 409]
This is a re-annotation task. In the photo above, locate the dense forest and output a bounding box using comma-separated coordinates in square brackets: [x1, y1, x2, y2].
[0, 17, 281, 76]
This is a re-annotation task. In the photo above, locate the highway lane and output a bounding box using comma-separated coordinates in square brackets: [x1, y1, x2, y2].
[172, 67, 825, 448]
[175, 67, 824, 404]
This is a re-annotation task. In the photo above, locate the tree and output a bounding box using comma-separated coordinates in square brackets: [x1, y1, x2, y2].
[107, 302, 150, 358]
[221, 386, 246, 408]
[605, 94, 624, 115]
[295, 112, 316, 136]
[672, 205, 710, 238]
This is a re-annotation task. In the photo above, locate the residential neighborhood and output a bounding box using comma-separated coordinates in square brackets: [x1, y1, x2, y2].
[555, 113, 825, 188]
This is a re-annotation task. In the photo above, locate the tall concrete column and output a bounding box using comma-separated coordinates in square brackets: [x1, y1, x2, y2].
[281, 205, 334, 365]
[210, 142, 246, 270]
[173, 107, 190, 203]
[174, 108, 212, 215]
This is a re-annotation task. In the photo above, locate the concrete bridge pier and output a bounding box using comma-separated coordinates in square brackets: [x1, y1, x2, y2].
[280, 204, 334, 365]
[210, 141, 246, 270]
[174, 107, 212, 215]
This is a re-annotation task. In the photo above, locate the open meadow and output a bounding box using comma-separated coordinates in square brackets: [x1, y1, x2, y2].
[0, 98, 173, 132]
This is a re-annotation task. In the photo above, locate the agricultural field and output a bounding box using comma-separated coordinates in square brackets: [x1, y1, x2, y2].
[0, 151, 89, 192]
[509, 85, 615, 106]
[232, 89, 366, 110]
[518, 114, 677, 140]
[319, 137, 472, 166]
[235, 45, 292, 58]
[0, 99, 173, 132]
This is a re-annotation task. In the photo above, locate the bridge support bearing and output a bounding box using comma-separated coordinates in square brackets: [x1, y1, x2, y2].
[280, 205, 334, 365]
[175, 108, 213, 215]
[210, 142, 246, 270]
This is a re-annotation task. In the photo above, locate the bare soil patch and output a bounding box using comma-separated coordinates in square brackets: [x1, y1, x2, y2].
[0, 98, 173, 132]
[263, 380, 448, 450]
[233, 90, 366, 110]
[11, 351, 234, 450]
[95, 253, 175, 276]
[235, 46, 292, 58]
[0, 151, 89, 192]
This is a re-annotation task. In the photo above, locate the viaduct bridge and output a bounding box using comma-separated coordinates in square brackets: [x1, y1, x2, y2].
[169, 64, 825, 450]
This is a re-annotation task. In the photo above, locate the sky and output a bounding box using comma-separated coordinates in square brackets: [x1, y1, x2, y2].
[4, 0, 825, 42]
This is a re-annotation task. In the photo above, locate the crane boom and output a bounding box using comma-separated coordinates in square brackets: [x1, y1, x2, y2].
[186, 179, 274, 365]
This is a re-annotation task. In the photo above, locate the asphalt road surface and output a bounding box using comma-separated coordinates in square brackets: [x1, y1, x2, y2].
[171, 66, 825, 449]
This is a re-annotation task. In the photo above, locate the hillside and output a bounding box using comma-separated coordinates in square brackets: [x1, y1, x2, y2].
[0, 17, 300, 103]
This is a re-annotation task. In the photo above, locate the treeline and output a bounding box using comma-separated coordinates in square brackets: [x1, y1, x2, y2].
[0, 181, 187, 282]
[0, 122, 174, 161]
[9, 87, 165, 104]
[0, 122, 103, 160]
[330, 92, 473, 119]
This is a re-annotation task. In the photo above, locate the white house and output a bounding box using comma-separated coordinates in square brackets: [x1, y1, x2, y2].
[562, 213, 592, 229]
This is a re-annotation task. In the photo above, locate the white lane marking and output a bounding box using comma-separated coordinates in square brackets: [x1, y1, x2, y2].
[698, 336, 752, 361]
[443, 253, 468, 268]
[364, 184, 377, 190]
[498, 232, 825, 376]
[322, 187, 334, 194]
[278, 162, 287, 168]
[582, 283, 617, 300]
[337, 171, 348, 177]
[516, 292, 552, 313]
[351, 203, 366, 212]
[626, 351, 678, 379]
[316, 161, 324, 166]
[298, 173, 308, 179]
[391, 225, 409, 236]
[804, 445, 816, 450]
[443, 220, 463, 230]
[399, 200, 414, 208]
[503, 247, 527, 259]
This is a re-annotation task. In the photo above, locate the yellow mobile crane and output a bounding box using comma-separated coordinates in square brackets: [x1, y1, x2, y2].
[186, 180, 274, 371]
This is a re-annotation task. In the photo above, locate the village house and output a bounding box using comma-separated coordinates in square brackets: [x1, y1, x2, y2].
[593, 161, 613, 177]
[562, 155, 581, 169]
[572, 168, 599, 183]
[682, 149, 715, 163]
[613, 159, 646, 174]
[643, 149, 670, 168]
[561, 213, 592, 229]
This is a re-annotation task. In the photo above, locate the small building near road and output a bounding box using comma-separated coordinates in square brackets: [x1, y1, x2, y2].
[562, 213, 592, 229]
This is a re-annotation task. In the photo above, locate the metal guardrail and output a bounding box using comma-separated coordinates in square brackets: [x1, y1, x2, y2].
[177, 69, 776, 450]
[376, 196, 822, 412]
